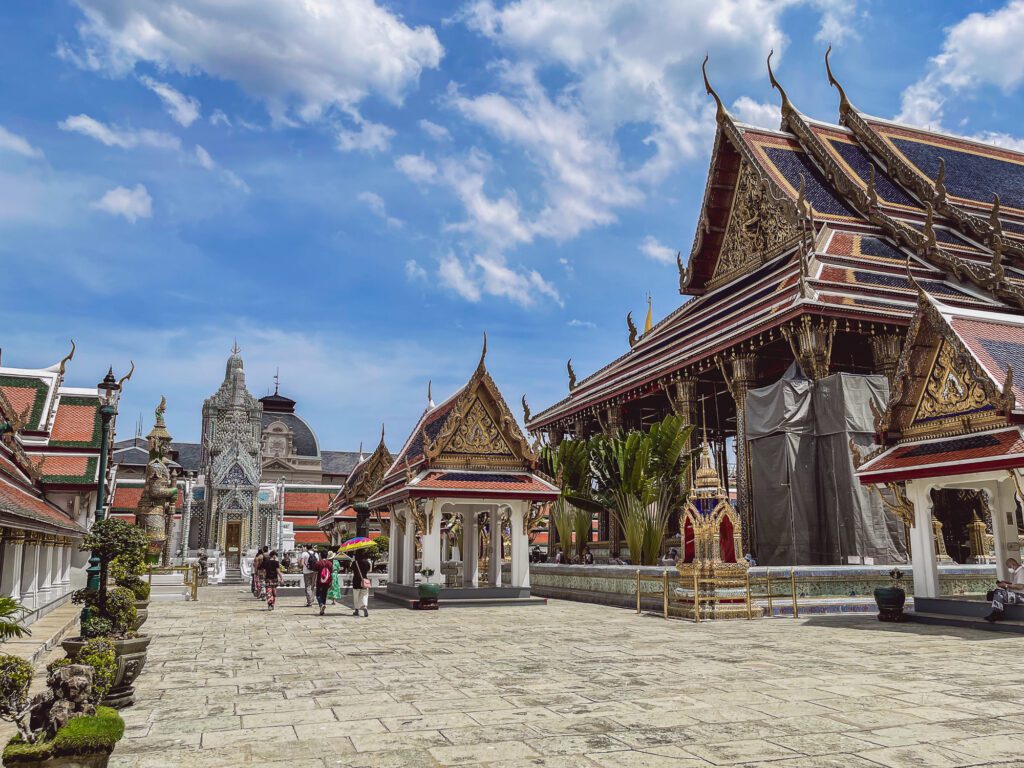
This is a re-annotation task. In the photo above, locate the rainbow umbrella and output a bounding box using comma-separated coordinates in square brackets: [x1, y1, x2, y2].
[337, 536, 374, 554]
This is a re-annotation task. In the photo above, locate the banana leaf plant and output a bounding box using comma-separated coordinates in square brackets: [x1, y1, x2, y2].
[540, 438, 596, 561]
[587, 414, 694, 566]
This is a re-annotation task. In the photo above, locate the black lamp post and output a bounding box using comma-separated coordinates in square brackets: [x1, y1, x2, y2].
[82, 368, 120, 615]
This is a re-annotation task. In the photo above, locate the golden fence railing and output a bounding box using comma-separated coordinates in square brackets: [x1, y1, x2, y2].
[633, 567, 812, 622]
[146, 564, 199, 602]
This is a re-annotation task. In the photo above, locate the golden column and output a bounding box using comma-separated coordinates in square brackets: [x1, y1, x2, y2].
[672, 378, 698, 490]
[869, 333, 903, 387]
[719, 353, 757, 554]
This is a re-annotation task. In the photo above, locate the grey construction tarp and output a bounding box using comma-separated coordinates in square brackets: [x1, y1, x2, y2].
[747, 368, 907, 565]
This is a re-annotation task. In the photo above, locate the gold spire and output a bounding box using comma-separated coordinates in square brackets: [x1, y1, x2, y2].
[644, 295, 653, 334]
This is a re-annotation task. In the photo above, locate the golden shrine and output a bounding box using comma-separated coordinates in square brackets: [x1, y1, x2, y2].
[677, 437, 750, 620]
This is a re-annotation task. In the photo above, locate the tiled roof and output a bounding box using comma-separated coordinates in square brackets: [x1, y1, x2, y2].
[283, 486, 340, 514]
[0, 471, 86, 535]
[321, 450, 363, 475]
[858, 427, 1024, 482]
[261, 412, 319, 456]
[111, 484, 143, 512]
[31, 453, 99, 486]
[294, 530, 328, 544]
[0, 375, 51, 430]
[417, 471, 558, 494]
[170, 442, 202, 472]
[948, 313, 1024, 406]
[50, 397, 101, 447]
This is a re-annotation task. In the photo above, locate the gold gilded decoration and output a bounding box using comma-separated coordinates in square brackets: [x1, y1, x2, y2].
[446, 397, 513, 457]
[781, 316, 836, 380]
[710, 161, 800, 288]
[627, 311, 638, 348]
[911, 340, 990, 427]
[567, 359, 578, 391]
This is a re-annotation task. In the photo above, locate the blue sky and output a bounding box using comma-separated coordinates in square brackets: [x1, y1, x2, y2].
[3, 0, 1024, 451]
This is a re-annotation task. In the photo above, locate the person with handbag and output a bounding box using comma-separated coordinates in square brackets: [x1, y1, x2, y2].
[351, 550, 372, 617]
[263, 550, 281, 611]
[315, 551, 333, 615]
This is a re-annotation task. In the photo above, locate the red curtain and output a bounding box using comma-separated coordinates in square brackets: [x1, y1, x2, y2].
[719, 516, 735, 563]
[683, 518, 695, 563]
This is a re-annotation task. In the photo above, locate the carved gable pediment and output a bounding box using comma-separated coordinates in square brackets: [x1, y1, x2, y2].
[445, 397, 514, 458]
[708, 160, 801, 289]
[909, 339, 992, 430]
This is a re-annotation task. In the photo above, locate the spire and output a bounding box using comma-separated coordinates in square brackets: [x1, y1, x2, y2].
[825, 45, 853, 119]
[693, 397, 721, 495]
[379, 422, 386, 446]
[702, 54, 728, 124]
[273, 367, 280, 396]
[232, 339, 240, 355]
[767, 49, 793, 123]
[644, 295, 653, 334]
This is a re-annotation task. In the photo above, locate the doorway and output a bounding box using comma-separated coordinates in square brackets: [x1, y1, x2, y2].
[225, 522, 242, 567]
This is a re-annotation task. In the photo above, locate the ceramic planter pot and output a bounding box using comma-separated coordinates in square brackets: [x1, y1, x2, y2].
[61, 635, 152, 709]
[417, 583, 441, 600]
[873, 585, 906, 622]
[132, 601, 149, 631]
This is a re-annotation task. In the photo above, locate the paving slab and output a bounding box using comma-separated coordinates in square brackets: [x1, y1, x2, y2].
[99, 587, 1024, 767]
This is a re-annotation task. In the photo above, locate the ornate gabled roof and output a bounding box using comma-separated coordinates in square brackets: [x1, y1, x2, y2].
[368, 337, 542, 507]
[874, 289, 1024, 445]
[331, 427, 392, 510]
[529, 50, 1024, 433]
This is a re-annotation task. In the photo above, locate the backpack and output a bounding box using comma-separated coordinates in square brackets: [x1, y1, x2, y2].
[306, 552, 318, 571]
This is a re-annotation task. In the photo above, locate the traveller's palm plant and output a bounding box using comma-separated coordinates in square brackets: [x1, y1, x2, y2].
[0, 597, 30, 642]
[541, 438, 596, 560]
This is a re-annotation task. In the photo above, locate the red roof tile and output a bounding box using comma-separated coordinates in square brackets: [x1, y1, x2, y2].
[858, 427, 1024, 482]
[51, 400, 101, 446]
[283, 489, 335, 513]
[111, 485, 143, 510]
[294, 530, 328, 544]
[418, 471, 557, 494]
[0, 473, 86, 534]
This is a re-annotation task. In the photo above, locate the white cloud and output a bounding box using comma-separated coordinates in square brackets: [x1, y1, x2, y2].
[438, 252, 561, 307]
[357, 191, 403, 228]
[139, 75, 200, 126]
[897, 1, 1024, 131]
[404, 259, 427, 281]
[0, 126, 43, 158]
[66, 0, 443, 124]
[58, 114, 180, 150]
[210, 110, 231, 128]
[92, 184, 152, 222]
[419, 119, 451, 141]
[731, 97, 781, 130]
[567, 319, 596, 328]
[193, 145, 249, 192]
[639, 235, 676, 264]
[395, 154, 438, 184]
[336, 118, 394, 153]
[810, 0, 859, 44]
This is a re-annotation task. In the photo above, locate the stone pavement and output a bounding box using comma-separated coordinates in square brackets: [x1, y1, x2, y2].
[109, 588, 1024, 767]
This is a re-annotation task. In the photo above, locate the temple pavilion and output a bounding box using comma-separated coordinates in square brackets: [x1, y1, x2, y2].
[318, 428, 393, 544]
[856, 289, 1024, 617]
[367, 337, 558, 606]
[527, 49, 1024, 566]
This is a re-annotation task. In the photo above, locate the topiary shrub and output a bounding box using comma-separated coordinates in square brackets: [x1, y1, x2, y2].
[79, 518, 148, 632]
[0, 655, 35, 743]
[115, 575, 150, 602]
[72, 586, 137, 638]
[69, 639, 116, 704]
[3, 706, 124, 763]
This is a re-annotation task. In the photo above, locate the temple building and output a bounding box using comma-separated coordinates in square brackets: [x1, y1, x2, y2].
[318, 428, 393, 545]
[367, 338, 558, 607]
[109, 346, 364, 562]
[0, 347, 128, 625]
[527, 49, 1024, 567]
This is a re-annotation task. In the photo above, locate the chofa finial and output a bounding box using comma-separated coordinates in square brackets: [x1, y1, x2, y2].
[57, 340, 76, 378]
[702, 54, 727, 124]
[379, 422, 385, 444]
[116, 361, 135, 391]
[478, 331, 487, 369]
[767, 49, 792, 121]
[567, 359, 578, 392]
[825, 45, 852, 118]
[427, 380, 435, 408]
[627, 311, 638, 348]
[521, 394, 531, 423]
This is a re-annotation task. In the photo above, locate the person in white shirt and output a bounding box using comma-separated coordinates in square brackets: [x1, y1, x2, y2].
[986, 558, 1024, 622]
[300, 545, 316, 607]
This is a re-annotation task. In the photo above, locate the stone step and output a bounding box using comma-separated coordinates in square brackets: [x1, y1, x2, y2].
[910, 611, 1024, 635]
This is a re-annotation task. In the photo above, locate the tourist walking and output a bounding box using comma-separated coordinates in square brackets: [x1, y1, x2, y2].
[351, 550, 371, 617]
[301, 544, 316, 607]
[314, 552, 332, 614]
[263, 550, 281, 611]
[327, 556, 342, 605]
[253, 546, 268, 598]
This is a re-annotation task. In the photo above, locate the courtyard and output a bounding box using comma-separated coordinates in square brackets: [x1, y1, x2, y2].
[104, 590, 1024, 768]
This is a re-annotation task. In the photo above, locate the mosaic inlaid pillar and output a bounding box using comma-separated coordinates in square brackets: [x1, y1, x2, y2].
[726, 354, 757, 555]
[20, 533, 39, 611]
[869, 333, 903, 388]
[672, 377, 698, 491]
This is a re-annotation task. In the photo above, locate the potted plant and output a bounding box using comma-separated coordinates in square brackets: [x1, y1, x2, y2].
[874, 567, 906, 622]
[0, 598, 30, 642]
[64, 519, 151, 709]
[417, 569, 440, 601]
[110, 535, 150, 632]
[1, 654, 125, 768]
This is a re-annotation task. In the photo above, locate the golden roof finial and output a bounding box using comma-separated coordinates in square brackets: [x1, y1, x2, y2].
[427, 380, 434, 408]
[479, 331, 488, 369]
[567, 359, 578, 392]
[379, 422, 386, 445]
[991, 193, 1003, 237]
[521, 394, 531, 423]
[825, 45, 853, 118]
[627, 311, 638, 348]
[56, 340, 75, 379]
[116, 360, 135, 392]
[767, 49, 793, 120]
[702, 54, 728, 124]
